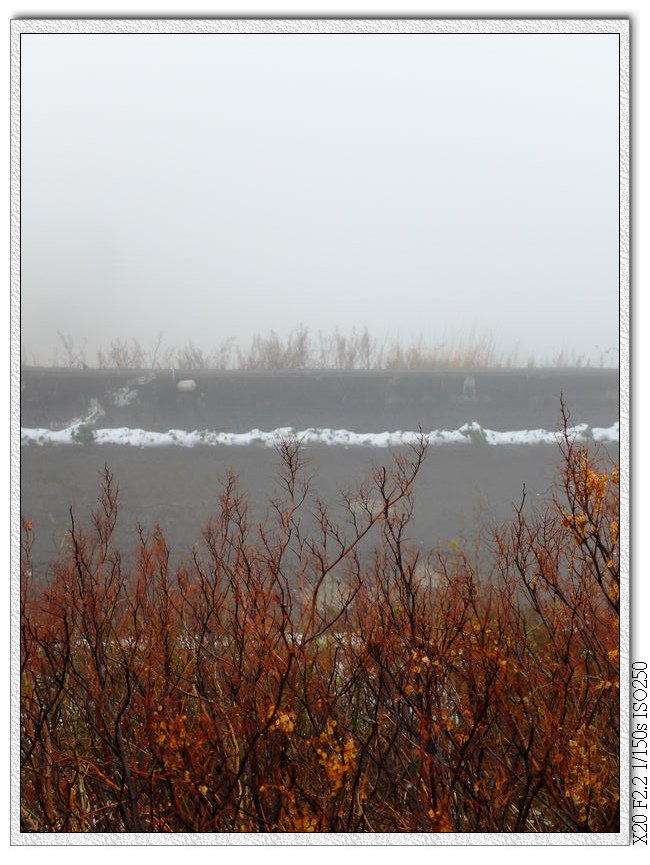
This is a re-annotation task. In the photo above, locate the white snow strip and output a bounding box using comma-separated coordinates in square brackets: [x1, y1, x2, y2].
[20, 421, 620, 448]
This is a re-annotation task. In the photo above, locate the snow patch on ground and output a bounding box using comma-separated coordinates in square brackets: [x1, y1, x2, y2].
[20, 421, 620, 449]
[111, 386, 140, 407]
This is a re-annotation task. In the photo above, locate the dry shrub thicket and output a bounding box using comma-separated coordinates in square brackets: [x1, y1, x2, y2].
[46, 326, 609, 371]
[20, 405, 620, 833]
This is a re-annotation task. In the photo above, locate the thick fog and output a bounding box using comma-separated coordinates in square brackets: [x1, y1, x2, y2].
[20, 32, 620, 366]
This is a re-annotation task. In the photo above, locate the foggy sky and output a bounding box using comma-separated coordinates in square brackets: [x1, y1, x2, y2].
[20, 32, 620, 366]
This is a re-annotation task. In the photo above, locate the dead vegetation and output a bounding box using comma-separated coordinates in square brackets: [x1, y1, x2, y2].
[20, 403, 619, 832]
[38, 327, 613, 371]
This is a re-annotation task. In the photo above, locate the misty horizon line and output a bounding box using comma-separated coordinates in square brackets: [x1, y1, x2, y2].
[21, 326, 619, 372]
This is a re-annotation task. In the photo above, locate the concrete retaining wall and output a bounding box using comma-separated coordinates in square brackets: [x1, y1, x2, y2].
[21, 367, 619, 433]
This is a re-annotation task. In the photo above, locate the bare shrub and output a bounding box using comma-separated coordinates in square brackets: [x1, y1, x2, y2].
[97, 338, 146, 369]
[55, 332, 88, 369]
[21, 408, 619, 832]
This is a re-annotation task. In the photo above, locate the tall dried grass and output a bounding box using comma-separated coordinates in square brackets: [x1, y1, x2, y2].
[41, 327, 613, 371]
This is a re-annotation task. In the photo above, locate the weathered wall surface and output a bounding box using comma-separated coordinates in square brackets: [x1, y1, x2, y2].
[21, 367, 619, 432]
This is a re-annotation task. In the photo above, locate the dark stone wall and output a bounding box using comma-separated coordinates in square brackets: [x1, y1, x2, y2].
[21, 367, 619, 433]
